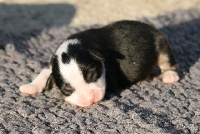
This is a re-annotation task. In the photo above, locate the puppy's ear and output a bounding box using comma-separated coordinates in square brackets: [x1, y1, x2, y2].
[45, 74, 54, 91]
[89, 50, 104, 61]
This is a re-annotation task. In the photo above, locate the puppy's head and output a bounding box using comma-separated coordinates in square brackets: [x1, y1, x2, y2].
[46, 39, 106, 106]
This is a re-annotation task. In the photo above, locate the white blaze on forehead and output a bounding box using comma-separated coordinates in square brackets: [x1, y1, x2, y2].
[60, 59, 85, 87]
[55, 39, 80, 56]
[55, 38, 83, 87]
[55, 39, 82, 86]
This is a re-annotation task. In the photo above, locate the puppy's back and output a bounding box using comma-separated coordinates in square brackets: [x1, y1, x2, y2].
[101, 21, 161, 87]
[68, 21, 165, 88]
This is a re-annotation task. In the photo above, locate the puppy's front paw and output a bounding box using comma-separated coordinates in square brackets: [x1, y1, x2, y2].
[162, 71, 179, 84]
[19, 83, 40, 94]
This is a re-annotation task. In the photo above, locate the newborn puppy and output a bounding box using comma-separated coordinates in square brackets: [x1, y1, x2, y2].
[20, 20, 179, 106]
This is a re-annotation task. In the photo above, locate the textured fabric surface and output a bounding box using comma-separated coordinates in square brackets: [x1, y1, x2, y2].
[0, 9, 200, 134]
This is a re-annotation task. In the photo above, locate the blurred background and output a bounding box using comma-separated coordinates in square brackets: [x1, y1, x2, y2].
[0, 0, 200, 34]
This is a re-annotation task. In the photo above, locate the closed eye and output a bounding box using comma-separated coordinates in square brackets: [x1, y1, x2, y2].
[60, 83, 75, 96]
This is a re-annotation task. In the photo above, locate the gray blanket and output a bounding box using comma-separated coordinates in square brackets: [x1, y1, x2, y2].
[0, 9, 200, 134]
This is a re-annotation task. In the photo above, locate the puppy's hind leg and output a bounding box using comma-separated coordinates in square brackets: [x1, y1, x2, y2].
[158, 53, 179, 84]
[19, 68, 52, 94]
[156, 36, 179, 84]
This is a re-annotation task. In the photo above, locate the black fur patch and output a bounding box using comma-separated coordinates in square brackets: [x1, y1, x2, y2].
[45, 74, 54, 90]
[61, 52, 70, 64]
[67, 44, 103, 83]
[52, 55, 65, 89]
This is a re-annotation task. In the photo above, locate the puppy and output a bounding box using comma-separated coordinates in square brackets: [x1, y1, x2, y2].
[20, 20, 179, 107]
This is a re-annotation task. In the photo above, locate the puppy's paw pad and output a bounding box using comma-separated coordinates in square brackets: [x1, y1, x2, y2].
[162, 71, 179, 84]
[19, 83, 39, 94]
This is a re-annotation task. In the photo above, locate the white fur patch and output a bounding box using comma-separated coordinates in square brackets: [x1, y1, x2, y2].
[55, 39, 80, 56]
[60, 59, 85, 87]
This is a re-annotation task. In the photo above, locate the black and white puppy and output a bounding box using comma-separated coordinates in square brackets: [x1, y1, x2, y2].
[20, 20, 179, 107]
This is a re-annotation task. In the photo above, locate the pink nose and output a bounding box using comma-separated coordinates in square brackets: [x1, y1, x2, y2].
[78, 91, 96, 106]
